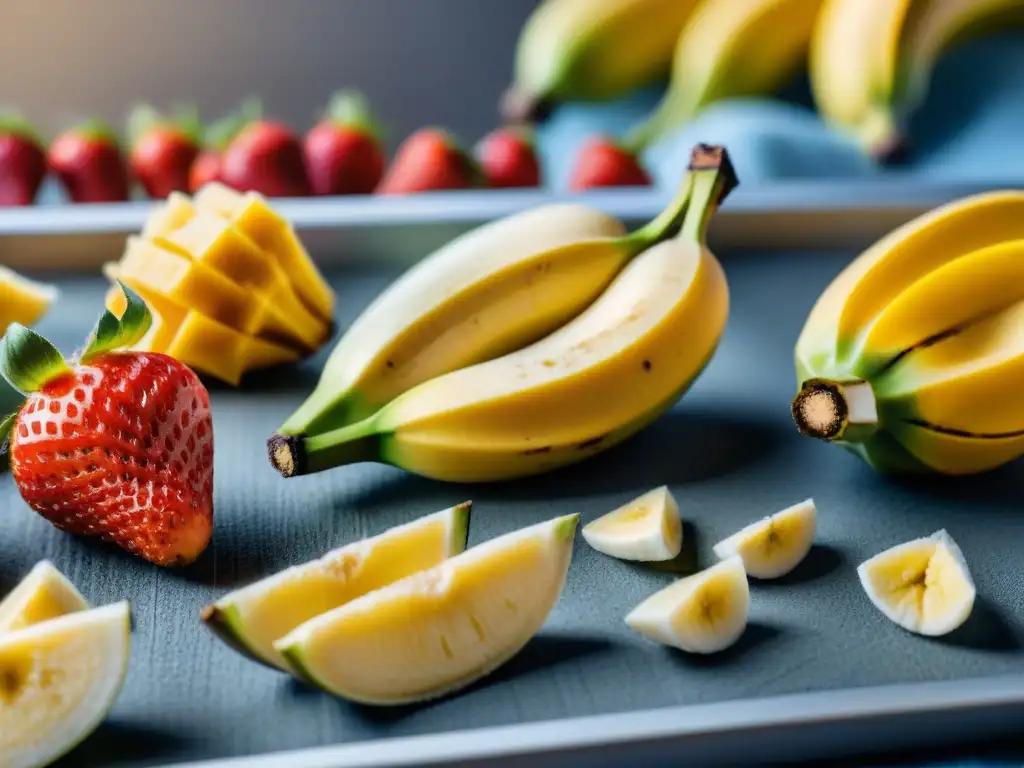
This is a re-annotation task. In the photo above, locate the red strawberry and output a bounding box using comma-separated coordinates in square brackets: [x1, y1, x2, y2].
[127, 104, 201, 198]
[189, 149, 222, 193]
[0, 113, 47, 206]
[569, 136, 651, 191]
[218, 101, 310, 198]
[377, 127, 485, 195]
[475, 126, 541, 188]
[48, 120, 130, 203]
[303, 90, 386, 196]
[0, 282, 214, 567]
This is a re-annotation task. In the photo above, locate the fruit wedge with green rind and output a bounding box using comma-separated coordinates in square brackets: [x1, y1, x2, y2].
[0, 560, 89, 633]
[0, 601, 132, 768]
[201, 502, 472, 670]
[275, 513, 579, 706]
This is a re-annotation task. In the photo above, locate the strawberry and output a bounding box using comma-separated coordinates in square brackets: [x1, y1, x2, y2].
[48, 120, 130, 203]
[186, 106, 254, 194]
[0, 113, 47, 206]
[475, 126, 541, 188]
[303, 90, 386, 196]
[189, 149, 222, 193]
[0, 282, 214, 567]
[568, 136, 651, 191]
[376, 127, 485, 195]
[127, 104, 201, 198]
[218, 99, 310, 198]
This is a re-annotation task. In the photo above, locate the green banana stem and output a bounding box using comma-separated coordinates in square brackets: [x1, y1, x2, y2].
[268, 417, 379, 478]
[627, 172, 695, 250]
[622, 89, 695, 156]
[791, 378, 879, 444]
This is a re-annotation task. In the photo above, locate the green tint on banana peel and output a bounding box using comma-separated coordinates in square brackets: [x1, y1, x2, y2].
[277, 167, 700, 440]
[791, 194, 1024, 475]
[270, 144, 736, 484]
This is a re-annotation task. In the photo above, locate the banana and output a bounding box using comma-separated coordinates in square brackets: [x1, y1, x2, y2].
[269, 145, 735, 484]
[857, 529, 975, 637]
[625, 556, 750, 654]
[277, 159, 703, 439]
[712, 498, 817, 579]
[500, 0, 703, 123]
[582, 486, 683, 562]
[792, 190, 1024, 475]
[810, 0, 1024, 161]
[623, 0, 825, 153]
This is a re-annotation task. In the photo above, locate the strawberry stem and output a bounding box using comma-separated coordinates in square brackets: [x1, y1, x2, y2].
[323, 89, 384, 142]
[72, 118, 120, 147]
[80, 280, 153, 363]
[0, 110, 42, 146]
[0, 324, 71, 394]
[126, 103, 164, 146]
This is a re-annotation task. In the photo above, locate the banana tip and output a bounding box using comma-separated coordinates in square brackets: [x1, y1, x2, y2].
[268, 433, 304, 478]
[499, 87, 553, 125]
[869, 134, 912, 166]
[791, 382, 845, 441]
[688, 144, 739, 200]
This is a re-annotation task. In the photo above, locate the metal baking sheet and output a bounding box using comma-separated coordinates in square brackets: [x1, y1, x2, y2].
[1, 236, 1021, 768]
[1, 179, 1023, 271]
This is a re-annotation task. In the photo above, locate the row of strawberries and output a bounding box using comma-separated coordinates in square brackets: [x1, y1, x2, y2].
[0, 91, 652, 206]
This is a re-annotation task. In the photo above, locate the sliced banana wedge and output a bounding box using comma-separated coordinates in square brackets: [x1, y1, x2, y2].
[581, 486, 682, 562]
[712, 498, 817, 579]
[625, 556, 749, 654]
[857, 529, 976, 637]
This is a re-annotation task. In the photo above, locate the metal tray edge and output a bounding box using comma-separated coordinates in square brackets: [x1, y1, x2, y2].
[165, 672, 1024, 768]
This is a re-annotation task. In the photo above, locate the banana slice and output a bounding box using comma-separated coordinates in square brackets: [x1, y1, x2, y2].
[857, 529, 976, 637]
[711, 499, 817, 579]
[0, 561, 89, 633]
[625, 556, 749, 654]
[581, 486, 682, 562]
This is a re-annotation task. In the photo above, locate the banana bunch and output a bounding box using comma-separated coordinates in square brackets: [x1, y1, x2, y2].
[270, 145, 736, 483]
[810, 0, 1024, 161]
[792, 190, 1024, 475]
[501, 0, 704, 122]
[624, 0, 826, 153]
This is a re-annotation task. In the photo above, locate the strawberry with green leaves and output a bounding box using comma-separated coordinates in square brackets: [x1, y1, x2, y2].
[303, 90, 386, 196]
[127, 104, 201, 198]
[0, 283, 214, 567]
[475, 126, 541, 188]
[0, 112, 47, 206]
[376, 127, 486, 195]
[48, 119, 130, 203]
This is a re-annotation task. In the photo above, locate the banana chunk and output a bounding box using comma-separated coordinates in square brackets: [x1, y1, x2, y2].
[582, 486, 682, 562]
[625, 556, 749, 654]
[857, 529, 976, 637]
[712, 498, 817, 579]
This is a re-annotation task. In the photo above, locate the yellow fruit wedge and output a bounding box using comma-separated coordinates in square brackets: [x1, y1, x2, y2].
[105, 270, 301, 386]
[275, 513, 579, 705]
[141, 191, 196, 239]
[581, 486, 682, 562]
[712, 499, 817, 579]
[152, 211, 328, 346]
[201, 502, 472, 670]
[0, 601, 131, 768]
[0, 561, 88, 634]
[0, 266, 59, 336]
[625, 556, 749, 654]
[116, 236, 316, 351]
[193, 182, 335, 323]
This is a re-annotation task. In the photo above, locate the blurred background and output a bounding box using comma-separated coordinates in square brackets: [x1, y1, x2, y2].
[2, 0, 1024, 203]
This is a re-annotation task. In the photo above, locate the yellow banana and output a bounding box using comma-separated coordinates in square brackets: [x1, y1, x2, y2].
[792, 190, 1024, 475]
[810, 0, 1024, 160]
[501, 0, 703, 122]
[624, 0, 825, 152]
[277, 168, 699, 437]
[269, 145, 735, 484]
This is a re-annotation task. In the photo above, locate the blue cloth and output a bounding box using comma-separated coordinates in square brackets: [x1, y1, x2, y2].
[535, 35, 1024, 190]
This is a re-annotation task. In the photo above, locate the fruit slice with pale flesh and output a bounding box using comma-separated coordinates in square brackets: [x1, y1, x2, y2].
[712, 498, 817, 579]
[0, 601, 131, 768]
[582, 486, 682, 562]
[275, 513, 578, 705]
[201, 502, 472, 670]
[0, 266, 59, 336]
[141, 191, 196, 239]
[193, 182, 335, 323]
[857, 529, 975, 636]
[625, 555, 749, 654]
[0, 560, 88, 633]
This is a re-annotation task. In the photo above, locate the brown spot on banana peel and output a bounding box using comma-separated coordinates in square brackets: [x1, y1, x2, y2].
[577, 434, 608, 450]
[642, 360, 652, 372]
[521, 446, 553, 455]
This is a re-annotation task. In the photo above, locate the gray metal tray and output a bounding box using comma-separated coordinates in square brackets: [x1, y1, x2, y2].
[0, 192, 1022, 768]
